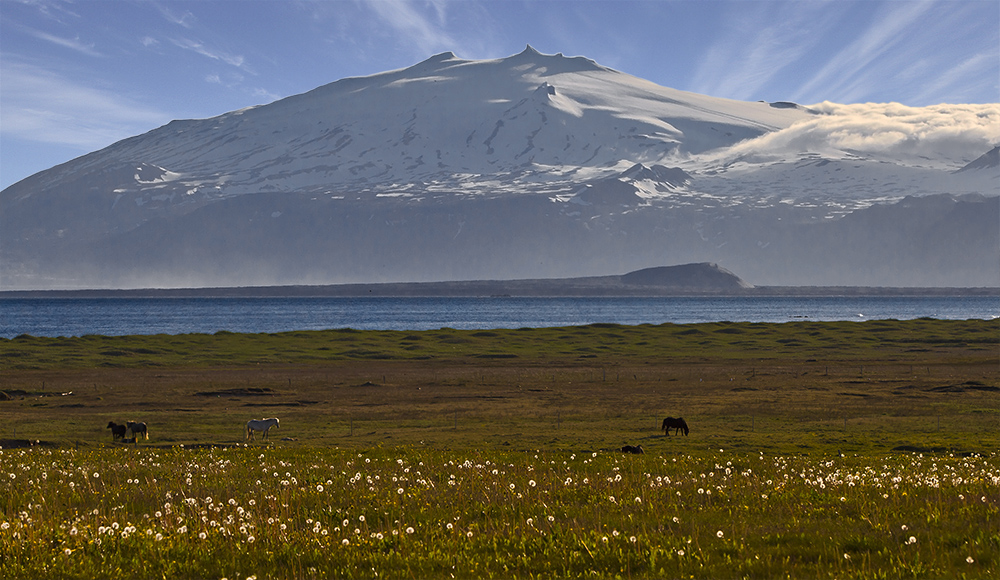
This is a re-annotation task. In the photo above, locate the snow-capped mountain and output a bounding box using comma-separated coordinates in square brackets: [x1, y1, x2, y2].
[2, 46, 998, 290]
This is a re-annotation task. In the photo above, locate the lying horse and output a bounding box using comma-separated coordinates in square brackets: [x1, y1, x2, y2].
[246, 417, 279, 441]
[661, 417, 689, 436]
[107, 421, 127, 441]
[126, 421, 148, 440]
[621, 445, 644, 454]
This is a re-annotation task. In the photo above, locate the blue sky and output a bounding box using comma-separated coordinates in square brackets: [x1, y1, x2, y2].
[1, 0, 997, 190]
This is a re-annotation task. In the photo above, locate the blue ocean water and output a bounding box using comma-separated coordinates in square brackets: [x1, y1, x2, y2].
[0, 296, 996, 338]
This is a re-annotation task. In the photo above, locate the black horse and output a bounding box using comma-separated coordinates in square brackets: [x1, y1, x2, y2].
[661, 417, 689, 436]
[107, 421, 127, 441]
[621, 445, 644, 454]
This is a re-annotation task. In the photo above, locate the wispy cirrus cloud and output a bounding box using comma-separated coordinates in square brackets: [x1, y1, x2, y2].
[152, 2, 196, 29]
[789, 0, 936, 103]
[909, 52, 998, 106]
[170, 37, 249, 71]
[690, 2, 833, 101]
[363, 0, 458, 56]
[22, 26, 102, 57]
[0, 59, 168, 149]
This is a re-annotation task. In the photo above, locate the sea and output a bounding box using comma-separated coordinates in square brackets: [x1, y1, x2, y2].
[0, 296, 997, 339]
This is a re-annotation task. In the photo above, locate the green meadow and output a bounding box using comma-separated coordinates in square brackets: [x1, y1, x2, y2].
[1, 318, 998, 578]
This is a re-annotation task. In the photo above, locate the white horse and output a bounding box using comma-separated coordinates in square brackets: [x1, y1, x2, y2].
[246, 417, 279, 441]
[126, 421, 148, 440]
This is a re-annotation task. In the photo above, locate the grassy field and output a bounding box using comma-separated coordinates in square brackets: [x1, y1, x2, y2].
[1, 319, 998, 578]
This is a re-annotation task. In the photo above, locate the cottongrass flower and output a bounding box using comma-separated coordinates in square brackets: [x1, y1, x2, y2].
[906, 536, 917, 545]
[342, 539, 349, 546]
[967, 557, 975, 564]
[316, 484, 324, 492]
[677, 549, 685, 557]
[717, 530, 724, 538]
[199, 532, 207, 540]
[406, 527, 415, 534]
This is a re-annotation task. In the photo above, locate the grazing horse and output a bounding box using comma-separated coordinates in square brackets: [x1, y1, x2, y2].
[621, 445, 644, 454]
[126, 421, 148, 440]
[107, 421, 127, 441]
[661, 417, 689, 436]
[246, 417, 280, 441]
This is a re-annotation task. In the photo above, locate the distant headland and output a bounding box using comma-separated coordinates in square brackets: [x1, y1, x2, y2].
[1, 263, 996, 298]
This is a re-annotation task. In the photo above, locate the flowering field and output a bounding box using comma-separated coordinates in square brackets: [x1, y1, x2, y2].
[2, 445, 997, 579]
[2, 319, 997, 577]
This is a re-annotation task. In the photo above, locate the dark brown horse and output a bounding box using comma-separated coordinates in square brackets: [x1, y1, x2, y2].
[107, 421, 127, 441]
[661, 417, 689, 436]
[621, 445, 644, 454]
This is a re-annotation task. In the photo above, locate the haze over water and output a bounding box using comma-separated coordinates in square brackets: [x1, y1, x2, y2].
[1, 296, 997, 339]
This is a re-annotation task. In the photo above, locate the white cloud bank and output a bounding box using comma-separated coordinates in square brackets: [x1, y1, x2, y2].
[719, 102, 1000, 168]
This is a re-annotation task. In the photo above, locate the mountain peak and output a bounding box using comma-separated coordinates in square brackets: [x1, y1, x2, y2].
[520, 44, 542, 57]
[955, 145, 1000, 173]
